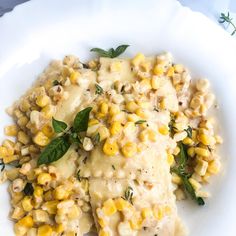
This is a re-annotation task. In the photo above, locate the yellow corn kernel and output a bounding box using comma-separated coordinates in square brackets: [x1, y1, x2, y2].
[18, 131, 30, 145]
[14, 223, 28, 236]
[187, 147, 195, 157]
[173, 64, 184, 73]
[158, 125, 169, 135]
[36, 95, 50, 108]
[44, 190, 53, 201]
[100, 102, 109, 115]
[182, 137, 194, 146]
[53, 185, 69, 200]
[54, 224, 64, 233]
[4, 125, 18, 136]
[70, 71, 80, 84]
[3, 139, 15, 150]
[127, 114, 140, 122]
[194, 159, 208, 176]
[18, 215, 34, 228]
[125, 101, 138, 113]
[189, 178, 201, 191]
[147, 129, 157, 142]
[141, 207, 153, 219]
[41, 124, 54, 138]
[21, 196, 33, 212]
[98, 126, 110, 141]
[171, 173, 182, 185]
[167, 154, 175, 166]
[166, 66, 175, 77]
[67, 205, 81, 219]
[129, 213, 143, 230]
[41, 105, 55, 119]
[159, 98, 166, 110]
[194, 147, 210, 158]
[214, 135, 223, 144]
[102, 199, 117, 216]
[151, 77, 160, 90]
[37, 225, 53, 236]
[34, 186, 43, 197]
[192, 130, 197, 142]
[0, 146, 9, 157]
[173, 146, 180, 155]
[140, 79, 151, 89]
[109, 104, 120, 116]
[208, 159, 221, 175]
[99, 229, 110, 236]
[98, 218, 108, 228]
[88, 119, 99, 127]
[42, 200, 58, 214]
[135, 108, 147, 119]
[33, 132, 50, 147]
[153, 65, 164, 76]
[110, 121, 122, 136]
[131, 53, 145, 66]
[115, 198, 131, 211]
[140, 61, 151, 72]
[110, 61, 122, 72]
[17, 116, 29, 127]
[3, 155, 18, 164]
[198, 133, 211, 146]
[139, 130, 149, 142]
[20, 99, 31, 112]
[103, 139, 119, 156]
[121, 142, 137, 158]
[37, 173, 52, 185]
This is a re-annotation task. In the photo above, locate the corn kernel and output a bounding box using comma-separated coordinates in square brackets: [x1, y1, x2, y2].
[41, 105, 56, 119]
[97, 126, 109, 141]
[121, 142, 137, 158]
[103, 139, 119, 156]
[153, 65, 164, 76]
[42, 124, 54, 138]
[141, 207, 153, 219]
[208, 159, 221, 175]
[4, 125, 18, 136]
[3, 155, 18, 164]
[131, 53, 145, 66]
[215, 135, 223, 144]
[37, 173, 52, 185]
[100, 102, 109, 115]
[102, 199, 117, 216]
[166, 66, 175, 77]
[171, 173, 182, 185]
[42, 200, 58, 214]
[110, 121, 122, 136]
[98, 218, 108, 228]
[53, 185, 69, 200]
[158, 125, 169, 135]
[198, 133, 212, 146]
[167, 154, 175, 166]
[14, 223, 28, 236]
[115, 198, 131, 211]
[0, 146, 8, 157]
[125, 101, 138, 113]
[70, 71, 80, 84]
[109, 104, 120, 116]
[129, 213, 143, 230]
[21, 196, 33, 212]
[187, 147, 195, 157]
[182, 137, 194, 146]
[33, 132, 50, 147]
[20, 99, 31, 112]
[18, 131, 30, 145]
[18, 215, 33, 228]
[36, 95, 50, 108]
[135, 108, 147, 119]
[194, 159, 208, 176]
[151, 77, 160, 90]
[127, 114, 140, 122]
[140, 61, 151, 72]
[88, 119, 99, 127]
[194, 147, 210, 158]
[147, 129, 157, 142]
[99, 229, 110, 236]
[189, 178, 201, 191]
[139, 130, 149, 142]
[34, 186, 43, 197]
[140, 79, 151, 89]
[17, 116, 29, 127]
[173, 64, 184, 73]
[173, 146, 180, 155]
[37, 225, 52, 236]
[68, 205, 81, 219]
[54, 224, 64, 233]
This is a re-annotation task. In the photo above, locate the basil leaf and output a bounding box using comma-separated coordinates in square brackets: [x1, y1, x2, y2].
[52, 117, 68, 133]
[90, 44, 129, 58]
[38, 136, 71, 165]
[73, 107, 92, 132]
[69, 132, 82, 144]
[135, 120, 147, 125]
[95, 84, 103, 95]
[23, 183, 34, 196]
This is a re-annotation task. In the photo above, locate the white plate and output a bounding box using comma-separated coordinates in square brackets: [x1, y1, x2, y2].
[0, 0, 236, 235]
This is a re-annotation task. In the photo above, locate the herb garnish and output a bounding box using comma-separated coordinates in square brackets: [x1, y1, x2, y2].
[77, 169, 81, 181]
[23, 183, 34, 196]
[37, 107, 92, 165]
[0, 160, 5, 172]
[123, 186, 134, 204]
[53, 80, 62, 86]
[154, 107, 159, 112]
[219, 12, 236, 35]
[184, 126, 192, 138]
[95, 84, 103, 95]
[90, 45, 129, 58]
[112, 165, 116, 170]
[135, 120, 147, 125]
[171, 143, 205, 206]
[92, 133, 100, 145]
[168, 114, 177, 136]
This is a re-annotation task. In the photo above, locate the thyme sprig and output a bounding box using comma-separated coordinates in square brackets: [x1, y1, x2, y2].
[219, 12, 236, 36]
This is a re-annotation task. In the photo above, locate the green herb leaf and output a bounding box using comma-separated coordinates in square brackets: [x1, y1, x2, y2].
[168, 114, 177, 137]
[53, 80, 62, 86]
[73, 107, 92, 133]
[219, 12, 236, 36]
[95, 84, 103, 95]
[135, 120, 147, 125]
[178, 143, 188, 169]
[69, 132, 82, 144]
[77, 169, 81, 181]
[52, 117, 68, 133]
[23, 183, 34, 196]
[123, 186, 134, 204]
[38, 136, 71, 165]
[184, 126, 192, 138]
[90, 45, 129, 58]
[93, 133, 100, 145]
